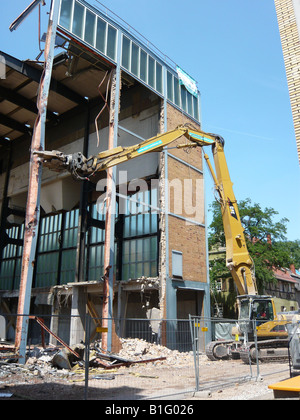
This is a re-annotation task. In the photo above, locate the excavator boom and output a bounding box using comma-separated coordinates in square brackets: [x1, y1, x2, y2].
[37, 123, 294, 364]
[35, 124, 257, 296]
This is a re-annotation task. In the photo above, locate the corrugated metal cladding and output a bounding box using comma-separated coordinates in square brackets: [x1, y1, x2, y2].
[274, 0, 300, 164]
[57, 0, 201, 123]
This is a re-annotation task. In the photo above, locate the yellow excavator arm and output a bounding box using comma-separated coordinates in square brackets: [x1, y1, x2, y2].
[35, 124, 257, 296]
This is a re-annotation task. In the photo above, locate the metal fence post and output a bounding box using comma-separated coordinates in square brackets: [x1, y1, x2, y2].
[84, 313, 91, 400]
[253, 321, 261, 381]
[189, 315, 200, 392]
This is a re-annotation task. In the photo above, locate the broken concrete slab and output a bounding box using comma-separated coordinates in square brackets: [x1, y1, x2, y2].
[52, 349, 72, 370]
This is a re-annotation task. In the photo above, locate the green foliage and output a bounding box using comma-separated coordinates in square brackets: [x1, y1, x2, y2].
[209, 256, 230, 293]
[275, 240, 300, 269]
[208, 198, 299, 294]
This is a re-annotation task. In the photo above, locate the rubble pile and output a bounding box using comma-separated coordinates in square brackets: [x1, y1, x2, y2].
[0, 347, 77, 381]
[118, 338, 196, 367]
[0, 338, 204, 378]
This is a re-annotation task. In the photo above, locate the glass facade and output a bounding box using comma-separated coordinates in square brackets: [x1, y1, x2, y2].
[58, 0, 200, 122]
[0, 186, 159, 290]
[121, 186, 158, 281]
[0, 225, 23, 290]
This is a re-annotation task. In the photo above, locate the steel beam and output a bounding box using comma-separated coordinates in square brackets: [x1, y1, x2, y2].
[0, 85, 59, 122]
[0, 51, 87, 106]
[0, 114, 31, 135]
[101, 30, 122, 353]
[15, 0, 61, 363]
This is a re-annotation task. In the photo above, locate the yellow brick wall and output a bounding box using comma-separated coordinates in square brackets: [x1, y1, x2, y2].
[274, 0, 300, 163]
[166, 104, 207, 283]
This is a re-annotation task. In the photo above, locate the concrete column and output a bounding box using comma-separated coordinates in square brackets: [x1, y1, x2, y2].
[70, 286, 87, 346]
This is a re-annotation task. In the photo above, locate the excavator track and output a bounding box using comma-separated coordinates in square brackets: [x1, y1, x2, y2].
[206, 338, 290, 364]
[240, 339, 290, 364]
[206, 340, 233, 361]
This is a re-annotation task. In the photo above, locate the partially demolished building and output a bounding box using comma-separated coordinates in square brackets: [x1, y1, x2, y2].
[0, 0, 210, 351]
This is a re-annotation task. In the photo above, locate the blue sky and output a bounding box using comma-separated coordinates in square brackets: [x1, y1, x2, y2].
[1, 0, 300, 241]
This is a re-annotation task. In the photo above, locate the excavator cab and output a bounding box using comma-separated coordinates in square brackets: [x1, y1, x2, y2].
[238, 295, 275, 336]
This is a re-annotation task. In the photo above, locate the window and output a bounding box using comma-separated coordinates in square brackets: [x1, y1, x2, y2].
[72, 1, 85, 38]
[121, 186, 158, 281]
[84, 10, 96, 46]
[122, 36, 131, 70]
[122, 237, 157, 280]
[193, 95, 199, 120]
[172, 250, 183, 278]
[181, 85, 187, 112]
[140, 50, 147, 82]
[96, 17, 106, 53]
[156, 62, 162, 93]
[187, 91, 193, 115]
[58, 1, 201, 122]
[174, 77, 180, 107]
[216, 280, 222, 292]
[35, 210, 79, 287]
[148, 56, 155, 88]
[35, 214, 62, 287]
[107, 25, 117, 60]
[88, 203, 105, 281]
[0, 225, 23, 290]
[167, 71, 174, 102]
[60, 209, 78, 284]
[59, 0, 73, 31]
[131, 43, 139, 77]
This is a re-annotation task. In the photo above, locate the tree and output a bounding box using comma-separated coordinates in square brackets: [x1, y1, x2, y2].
[208, 198, 296, 294]
[275, 240, 300, 269]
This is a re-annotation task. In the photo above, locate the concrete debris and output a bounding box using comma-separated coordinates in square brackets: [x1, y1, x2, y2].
[0, 338, 204, 384]
[118, 338, 197, 367]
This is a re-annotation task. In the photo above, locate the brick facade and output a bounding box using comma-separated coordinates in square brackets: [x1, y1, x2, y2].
[274, 0, 300, 163]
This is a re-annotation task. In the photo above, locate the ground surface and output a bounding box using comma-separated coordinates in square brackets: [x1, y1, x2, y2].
[0, 339, 297, 401]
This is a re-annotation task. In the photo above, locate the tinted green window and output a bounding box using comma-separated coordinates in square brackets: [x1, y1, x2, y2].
[187, 91, 193, 115]
[96, 17, 106, 53]
[140, 50, 147, 82]
[122, 36, 130, 70]
[174, 77, 180, 107]
[181, 85, 187, 112]
[122, 187, 158, 281]
[63, 209, 78, 248]
[59, 0, 73, 30]
[84, 10, 96, 46]
[0, 224, 23, 291]
[38, 214, 61, 253]
[88, 245, 104, 281]
[36, 253, 59, 288]
[72, 1, 84, 38]
[0, 260, 15, 290]
[148, 56, 155, 88]
[131, 43, 139, 76]
[193, 95, 199, 120]
[60, 249, 77, 284]
[167, 71, 173, 102]
[156, 62, 162, 93]
[107, 25, 117, 60]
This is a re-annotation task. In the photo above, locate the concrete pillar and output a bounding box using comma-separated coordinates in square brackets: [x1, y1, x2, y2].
[70, 286, 86, 346]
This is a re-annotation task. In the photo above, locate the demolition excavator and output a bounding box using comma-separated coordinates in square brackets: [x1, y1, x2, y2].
[35, 124, 293, 363]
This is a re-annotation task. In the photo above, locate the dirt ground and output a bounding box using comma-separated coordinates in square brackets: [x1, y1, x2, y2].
[0, 348, 296, 401]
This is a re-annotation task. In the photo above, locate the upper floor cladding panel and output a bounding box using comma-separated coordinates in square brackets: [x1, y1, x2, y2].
[58, 0, 201, 123]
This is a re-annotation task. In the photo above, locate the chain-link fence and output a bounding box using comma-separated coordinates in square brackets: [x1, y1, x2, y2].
[0, 313, 296, 399]
[0, 313, 201, 399]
